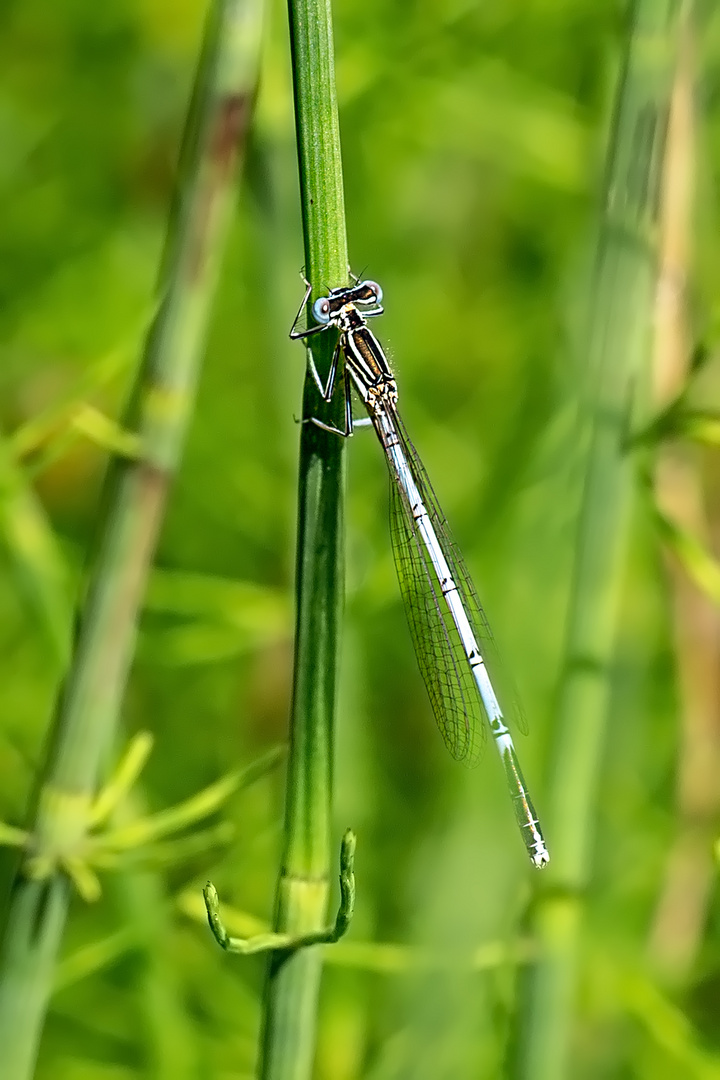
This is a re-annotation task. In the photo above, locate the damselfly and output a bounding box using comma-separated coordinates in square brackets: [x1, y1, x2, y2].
[290, 278, 549, 869]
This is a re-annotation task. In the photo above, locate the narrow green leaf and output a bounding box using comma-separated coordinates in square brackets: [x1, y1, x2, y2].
[657, 510, 720, 603]
[674, 411, 720, 446]
[0, 431, 71, 665]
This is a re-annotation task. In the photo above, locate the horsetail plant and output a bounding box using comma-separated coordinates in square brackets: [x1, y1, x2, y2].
[202, 0, 358, 1076]
[516, 2, 683, 1078]
[0, 1, 263, 1076]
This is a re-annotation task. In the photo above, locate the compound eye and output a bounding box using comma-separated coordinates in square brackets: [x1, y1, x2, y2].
[312, 297, 331, 324]
[366, 280, 383, 304]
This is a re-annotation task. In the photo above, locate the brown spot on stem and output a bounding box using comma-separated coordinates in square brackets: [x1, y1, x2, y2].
[185, 92, 252, 283]
[210, 93, 251, 177]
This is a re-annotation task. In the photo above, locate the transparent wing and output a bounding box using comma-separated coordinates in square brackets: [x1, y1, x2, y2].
[389, 475, 484, 765]
[387, 412, 527, 767]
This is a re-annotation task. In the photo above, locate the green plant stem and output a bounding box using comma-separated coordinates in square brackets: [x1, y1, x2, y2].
[259, 0, 349, 1076]
[0, 3, 262, 1076]
[515, 3, 681, 1079]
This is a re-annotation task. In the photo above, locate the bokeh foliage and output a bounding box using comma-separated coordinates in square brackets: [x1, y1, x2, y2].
[1, 0, 720, 1078]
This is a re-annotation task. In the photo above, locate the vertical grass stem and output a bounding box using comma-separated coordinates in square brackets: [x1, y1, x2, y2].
[516, 3, 682, 1077]
[259, 0, 350, 1077]
[0, 3, 262, 1076]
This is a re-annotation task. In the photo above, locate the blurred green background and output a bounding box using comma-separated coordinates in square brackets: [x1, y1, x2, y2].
[1, 0, 720, 1077]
